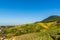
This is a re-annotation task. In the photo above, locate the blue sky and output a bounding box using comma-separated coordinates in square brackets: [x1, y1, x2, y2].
[0, 0, 60, 25]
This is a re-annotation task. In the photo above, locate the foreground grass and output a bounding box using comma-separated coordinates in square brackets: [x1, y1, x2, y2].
[9, 32, 53, 40]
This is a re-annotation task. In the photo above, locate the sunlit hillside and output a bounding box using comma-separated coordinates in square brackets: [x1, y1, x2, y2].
[0, 15, 60, 40]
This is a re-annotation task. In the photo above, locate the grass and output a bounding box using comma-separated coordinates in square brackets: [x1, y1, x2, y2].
[9, 32, 53, 40]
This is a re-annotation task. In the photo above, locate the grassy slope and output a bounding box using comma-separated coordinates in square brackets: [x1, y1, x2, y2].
[1, 15, 60, 40]
[9, 32, 53, 40]
[9, 26, 60, 40]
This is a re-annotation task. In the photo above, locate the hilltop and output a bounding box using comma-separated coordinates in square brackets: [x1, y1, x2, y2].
[35, 15, 60, 23]
[42, 15, 60, 22]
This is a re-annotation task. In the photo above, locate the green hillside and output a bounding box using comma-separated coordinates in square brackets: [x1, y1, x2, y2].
[41, 15, 60, 22]
[0, 15, 60, 40]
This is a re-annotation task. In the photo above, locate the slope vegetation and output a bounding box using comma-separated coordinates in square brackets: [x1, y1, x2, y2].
[0, 15, 60, 40]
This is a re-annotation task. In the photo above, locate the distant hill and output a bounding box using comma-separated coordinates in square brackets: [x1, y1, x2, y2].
[35, 15, 60, 26]
[41, 15, 60, 23]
